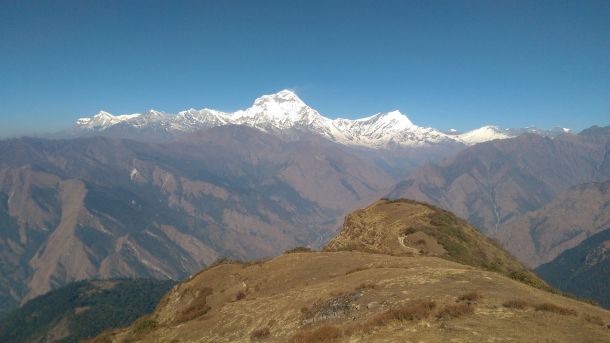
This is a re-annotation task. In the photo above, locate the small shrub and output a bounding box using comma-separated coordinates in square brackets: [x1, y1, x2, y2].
[130, 318, 157, 339]
[355, 283, 378, 291]
[534, 303, 577, 316]
[502, 299, 530, 309]
[250, 327, 271, 341]
[583, 314, 605, 326]
[400, 227, 418, 235]
[368, 300, 436, 327]
[284, 246, 313, 254]
[345, 266, 367, 275]
[236, 290, 247, 301]
[241, 259, 269, 267]
[458, 291, 482, 302]
[436, 303, 474, 319]
[289, 324, 343, 343]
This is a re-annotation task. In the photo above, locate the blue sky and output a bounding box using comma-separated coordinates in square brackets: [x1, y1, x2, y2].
[0, 0, 608, 136]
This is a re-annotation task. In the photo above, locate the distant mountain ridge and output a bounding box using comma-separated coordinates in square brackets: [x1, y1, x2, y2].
[388, 127, 610, 235]
[73, 90, 568, 148]
[0, 126, 395, 316]
[497, 181, 610, 267]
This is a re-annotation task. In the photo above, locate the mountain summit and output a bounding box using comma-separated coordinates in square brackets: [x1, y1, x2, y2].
[74, 90, 564, 148]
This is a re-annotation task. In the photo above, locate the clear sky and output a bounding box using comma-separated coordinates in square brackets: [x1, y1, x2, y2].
[0, 0, 608, 136]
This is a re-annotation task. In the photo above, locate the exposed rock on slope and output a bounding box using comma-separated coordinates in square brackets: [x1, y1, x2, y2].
[537, 228, 610, 308]
[496, 181, 610, 267]
[91, 199, 610, 343]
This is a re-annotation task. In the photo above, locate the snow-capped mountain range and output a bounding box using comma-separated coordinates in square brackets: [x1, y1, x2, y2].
[75, 90, 570, 148]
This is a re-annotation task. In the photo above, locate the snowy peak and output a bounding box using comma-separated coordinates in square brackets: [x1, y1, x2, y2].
[236, 90, 310, 117]
[76, 111, 141, 130]
[232, 89, 326, 129]
[356, 110, 414, 130]
[457, 125, 513, 145]
[73, 90, 567, 148]
[252, 89, 305, 107]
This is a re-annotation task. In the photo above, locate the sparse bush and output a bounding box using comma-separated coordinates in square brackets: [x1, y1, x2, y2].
[284, 246, 313, 254]
[583, 314, 605, 326]
[458, 291, 482, 302]
[289, 324, 343, 343]
[250, 327, 271, 341]
[236, 290, 247, 301]
[368, 300, 436, 327]
[534, 303, 577, 316]
[502, 299, 530, 309]
[345, 267, 367, 275]
[133, 319, 157, 336]
[355, 283, 378, 291]
[400, 227, 418, 235]
[436, 303, 474, 319]
[241, 259, 270, 268]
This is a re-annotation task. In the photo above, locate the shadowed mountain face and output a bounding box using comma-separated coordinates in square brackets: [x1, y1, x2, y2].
[0, 126, 394, 315]
[496, 181, 610, 267]
[388, 127, 610, 236]
[0, 279, 175, 343]
[536, 228, 610, 308]
[91, 199, 610, 343]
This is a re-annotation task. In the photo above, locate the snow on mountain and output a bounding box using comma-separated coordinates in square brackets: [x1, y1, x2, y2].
[172, 108, 230, 131]
[76, 111, 141, 130]
[457, 125, 513, 145]
[74, 90, 565, 148]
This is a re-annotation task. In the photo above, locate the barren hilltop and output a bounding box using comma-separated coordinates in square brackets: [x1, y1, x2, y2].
[92, 199, 610, 342]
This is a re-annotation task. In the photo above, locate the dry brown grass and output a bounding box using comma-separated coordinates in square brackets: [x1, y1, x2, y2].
[458, 291, 482, 302]
[289, 324, 344, 343]
[502, 299, 530, 309]
[368, 300, 436, 327]
[583, 314, 605, 326]
[534, 303, 578, 316]
[436, 303, 474, 319]
[250, 327, 271, 341]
